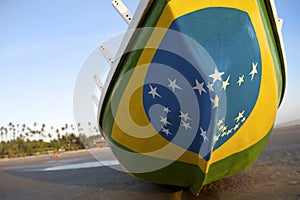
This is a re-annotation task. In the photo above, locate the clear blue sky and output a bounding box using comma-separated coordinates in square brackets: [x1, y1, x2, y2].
[0, 0, 299, 128]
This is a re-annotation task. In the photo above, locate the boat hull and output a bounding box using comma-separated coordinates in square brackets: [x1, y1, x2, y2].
[99, 0, 286, 195]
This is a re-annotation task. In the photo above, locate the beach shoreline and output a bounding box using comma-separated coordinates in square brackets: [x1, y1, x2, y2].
[0, 125, 299, 199]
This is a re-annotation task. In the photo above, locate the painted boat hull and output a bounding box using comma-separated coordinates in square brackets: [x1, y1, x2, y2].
[99, 0, 286, 195]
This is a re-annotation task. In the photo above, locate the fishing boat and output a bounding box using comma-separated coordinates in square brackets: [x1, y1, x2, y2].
[95, 0, 286, 195]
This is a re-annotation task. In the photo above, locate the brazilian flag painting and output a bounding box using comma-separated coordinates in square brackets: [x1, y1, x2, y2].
[99, 0, 286, 195]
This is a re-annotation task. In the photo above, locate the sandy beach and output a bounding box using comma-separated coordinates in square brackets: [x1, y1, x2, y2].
[0, 125, 299, 200]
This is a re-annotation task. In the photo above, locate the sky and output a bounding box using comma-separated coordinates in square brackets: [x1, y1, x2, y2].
[0, 0, 299, 129]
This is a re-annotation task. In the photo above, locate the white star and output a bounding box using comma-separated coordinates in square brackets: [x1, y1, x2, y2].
[209, 68, 225, 83]
[234, 123, 240, 131]
[241, 117, 246, 123]
[179, 111, 191, 121]
[221, 131, 227, 137]
[237, 75, 245, 86]
[249, 62, 258, 81]
[212, 134, 220, 146]
[161, 127, 172, 136]
[207, 82, 214, 92]
[160, 116, 171, 126]
[210, 95, 219, 109]
[222, 125, 227, 132]
[200, 127, 209, 142]
[217, 118, 225, 128]
[193, 80, 206, 95]
[148, 84, 161, 99]
[163, 106, 171, 113]
[235, 110, 245, 122]
[226, 129, 233, 136]
[218, 124, 225, 131]
[222, 75, 230, 91]
[168, 79, 182, 92]
[181, 121, 191, 130]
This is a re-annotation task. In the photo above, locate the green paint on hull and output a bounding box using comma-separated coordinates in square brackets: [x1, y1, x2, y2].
[203, 128, 271, 185]
[108, 127, 272, 195]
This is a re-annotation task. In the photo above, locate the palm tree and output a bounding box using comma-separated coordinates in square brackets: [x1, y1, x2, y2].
[48, 133, 52, 141]
[8, 122, 13, 141]
[87, 122, 92, 135]
[0, 126, 4, 141]
[22, 124, 26, 132]
[16, 124, 20, 138]
[33, 122, 38, 140]
[56, 129, 60, 140]
[25, 132, 29, 141]
[27, 127, 34, 140]
[4, 128, 8, 141]
[41, 123, 46, 141]
[13, 128, 16, 140]
[49, 126, 54, 140]
[41, 123, 45, 132]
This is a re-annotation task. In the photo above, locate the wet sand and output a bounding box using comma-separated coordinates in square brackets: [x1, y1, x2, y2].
[0, 126, 299, 200]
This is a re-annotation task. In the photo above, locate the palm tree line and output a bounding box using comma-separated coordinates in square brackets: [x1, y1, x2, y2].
[0, 122, 102, 158]
[0, 122, 101, 141]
